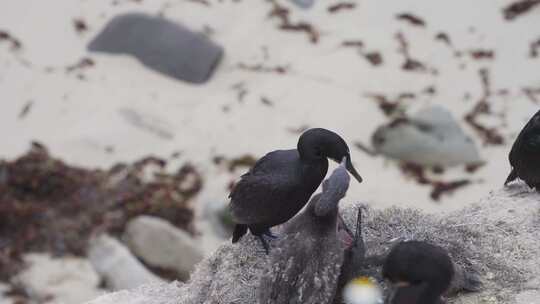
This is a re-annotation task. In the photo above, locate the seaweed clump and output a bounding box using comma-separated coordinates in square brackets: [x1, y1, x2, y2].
[0, 143, 202, 281]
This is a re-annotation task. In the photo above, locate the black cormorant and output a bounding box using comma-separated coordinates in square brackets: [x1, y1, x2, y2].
[229, 128, 362, 253]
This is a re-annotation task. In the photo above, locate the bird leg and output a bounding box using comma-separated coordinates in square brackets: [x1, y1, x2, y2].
[263, 228, 278, 239]
[258, 234, 271, 254]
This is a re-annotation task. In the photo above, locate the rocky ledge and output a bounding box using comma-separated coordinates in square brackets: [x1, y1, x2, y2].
[86, 184, 540, 304]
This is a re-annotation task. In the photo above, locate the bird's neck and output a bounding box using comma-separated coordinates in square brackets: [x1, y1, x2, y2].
[300, 156, 328, 174]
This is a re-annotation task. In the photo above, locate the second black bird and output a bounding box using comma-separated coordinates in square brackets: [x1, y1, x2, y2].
[505, 109, 540, 189]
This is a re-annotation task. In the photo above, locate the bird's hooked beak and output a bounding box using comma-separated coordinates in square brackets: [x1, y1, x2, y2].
[344, 155, 363, 183]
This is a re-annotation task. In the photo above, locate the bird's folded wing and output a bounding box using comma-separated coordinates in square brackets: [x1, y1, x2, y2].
[229, 172, 299, 225]
[228, 150, 294, 198]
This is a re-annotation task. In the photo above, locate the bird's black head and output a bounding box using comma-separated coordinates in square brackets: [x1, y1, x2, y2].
[382, 241, 454, 304]
[297, 128, 362, 183]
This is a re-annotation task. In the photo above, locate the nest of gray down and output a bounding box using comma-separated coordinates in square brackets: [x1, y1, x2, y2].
[169, 185, 540, 304]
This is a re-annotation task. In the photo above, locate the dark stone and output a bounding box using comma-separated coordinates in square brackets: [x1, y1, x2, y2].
[88, 13, 223, 84]
[289, 0, 315, 9]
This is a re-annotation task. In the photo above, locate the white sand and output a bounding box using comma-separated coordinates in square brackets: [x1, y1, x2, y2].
[1, 0, 539, 216]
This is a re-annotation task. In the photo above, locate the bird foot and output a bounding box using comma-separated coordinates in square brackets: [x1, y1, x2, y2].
[264, 230, 279, 239]
[258, 235, 271, 254]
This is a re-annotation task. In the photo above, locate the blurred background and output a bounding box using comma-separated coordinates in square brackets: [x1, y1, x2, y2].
[0, 0, 539, 303]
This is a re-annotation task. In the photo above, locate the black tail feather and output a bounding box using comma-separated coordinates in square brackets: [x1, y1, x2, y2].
[232, 224, 248, 243]
[258, 235, 270, 254]
[504, 168, 517, 186]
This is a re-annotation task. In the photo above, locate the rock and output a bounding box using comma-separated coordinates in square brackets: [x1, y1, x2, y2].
[13, 253, 103, 304]
[289, 0, 315, 9]
[86, 185, 540, 304]
[0, 283, 17, 304]
[372, 106, 483, 167]
[88, 234, 164, 290]
[0, 283, 10, 297]
[0, 297, 17, 304]
[124, 216, 204, 281]
[0, 283, 9, 293]
[202, 200, 235, 238]
[88, 13, 223, 83]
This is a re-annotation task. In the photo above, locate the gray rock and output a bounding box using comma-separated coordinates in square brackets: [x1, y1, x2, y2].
[14, 253, 104, 304]
[0, 298, 16, 304]
[0, 282, 17, 304]
[289, 0, 315, 9]
[0, 297, 18, 304]
[88, 234, 164, 291]
[88, 13, 223, 83]
[203, 200, 235, 238]
[372, 106, 483, 167]
[123, 216, 204, 281]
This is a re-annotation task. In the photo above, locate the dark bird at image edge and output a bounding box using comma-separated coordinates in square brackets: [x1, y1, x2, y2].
[505, 109, 540, 189]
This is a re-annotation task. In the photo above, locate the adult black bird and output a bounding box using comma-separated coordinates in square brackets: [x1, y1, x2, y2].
[505, 109, 540, 189]
[259, 160, 351, 304]
[382, 241, 454, 304]
[229, 128, 363, 253]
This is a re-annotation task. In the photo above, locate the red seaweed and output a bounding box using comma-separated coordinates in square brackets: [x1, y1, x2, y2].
[396, 13, 426, 27]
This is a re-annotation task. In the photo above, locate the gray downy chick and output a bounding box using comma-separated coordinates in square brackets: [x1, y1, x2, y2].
[259, 159, 351, 304]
